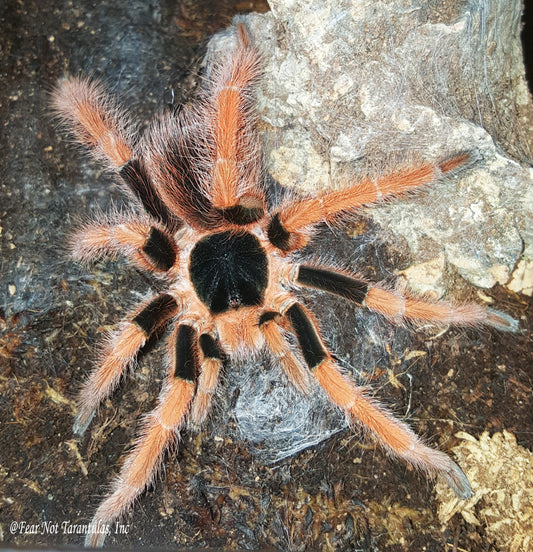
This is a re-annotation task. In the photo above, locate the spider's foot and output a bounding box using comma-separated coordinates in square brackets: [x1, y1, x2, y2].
[73, 408, 95, 436]
[85, 526, 107, 548]
[439, 459, 473, 500]
[486, 308, 519, 333]
[438, 149, 480, 175]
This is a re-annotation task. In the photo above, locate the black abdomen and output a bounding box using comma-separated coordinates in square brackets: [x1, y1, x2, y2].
[189, 231, 268, 314]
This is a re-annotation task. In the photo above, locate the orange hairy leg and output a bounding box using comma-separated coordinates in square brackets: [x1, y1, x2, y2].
[212, 86, 240, 207]
[84, 323, 198, 547]
[71, 219, 178, 274]
[188, 358, 221, 428]
[52, 77, 133, 167]
[259, 311, 312, 394]
[290, 263, 518, 331]
[208, 23, 264, 220]
[53, 77, 178, 228]
[284, 301, 473, 498]
[364, 287, 518, 330]
[188, 333, 224, 428]
[85, 380, 194, 547]
[313, 360, 473, 497]
[74, 294, 180, 435]
[268, 153, 471, 251]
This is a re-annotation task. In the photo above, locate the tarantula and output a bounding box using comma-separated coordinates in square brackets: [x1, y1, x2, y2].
[53, 23, 516, 547]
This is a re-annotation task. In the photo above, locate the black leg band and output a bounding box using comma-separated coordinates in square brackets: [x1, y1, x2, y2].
[199, 333, 224, 360]
[120, 159, 177, 229]
[297, 265, 369, 305]
[142, 227, 177, 271]
[286, 303, 327, 370]
[218, 205, 264, 225]
[258, 311, 281, 326]
[267, 213, 293, 251]
[173, 325, 198, 381]
[132, 294, 179, 336]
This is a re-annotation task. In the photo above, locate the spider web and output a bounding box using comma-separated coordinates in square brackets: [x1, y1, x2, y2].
[230, 357, 347, 463]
